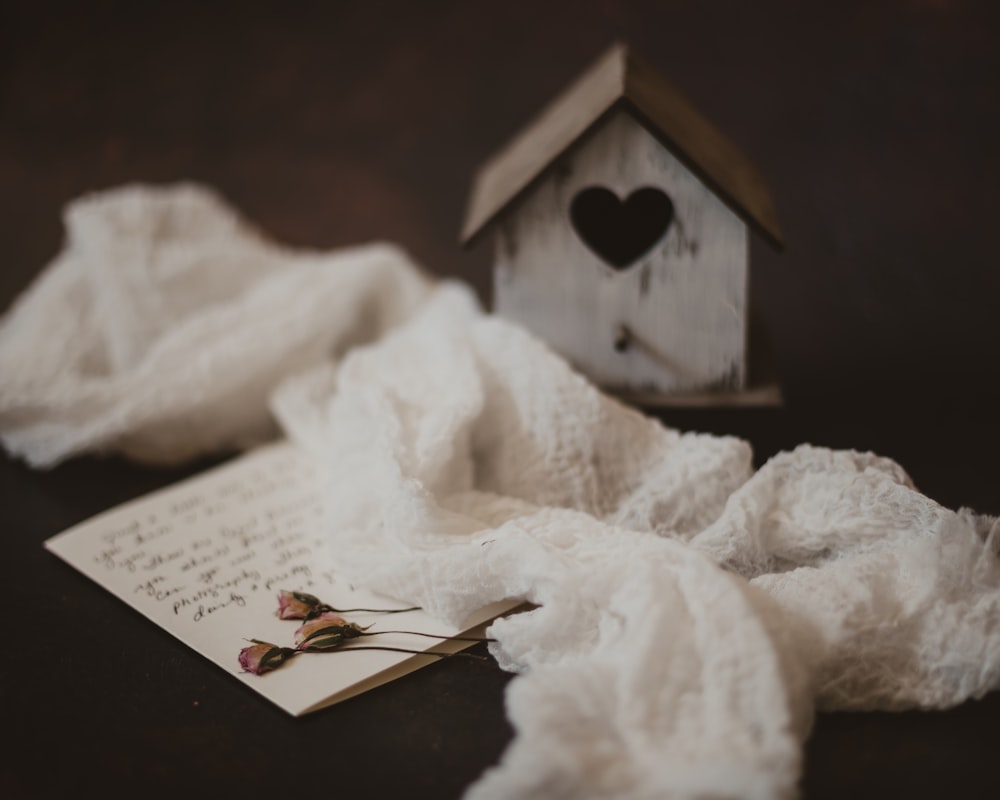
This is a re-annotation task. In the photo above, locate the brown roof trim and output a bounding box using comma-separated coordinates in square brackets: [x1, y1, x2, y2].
[460, 42, 784, 251]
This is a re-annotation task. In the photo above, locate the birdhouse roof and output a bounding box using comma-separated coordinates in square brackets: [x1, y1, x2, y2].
[460, 42, 784, 250]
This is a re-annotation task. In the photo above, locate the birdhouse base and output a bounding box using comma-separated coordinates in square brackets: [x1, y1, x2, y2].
[607, 379, 783, 409]
[605, 316, 783, 409]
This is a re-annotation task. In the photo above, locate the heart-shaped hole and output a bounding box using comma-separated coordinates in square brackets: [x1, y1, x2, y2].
[569, 186, 674, 270]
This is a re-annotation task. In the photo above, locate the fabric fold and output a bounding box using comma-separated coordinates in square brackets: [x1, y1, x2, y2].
[0, 182, 434, 467]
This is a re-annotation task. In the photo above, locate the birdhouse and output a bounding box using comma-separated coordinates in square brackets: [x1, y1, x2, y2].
[460, 43, 784, 405]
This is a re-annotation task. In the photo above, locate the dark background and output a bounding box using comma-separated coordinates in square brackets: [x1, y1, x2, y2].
[2, 2, 998, 798]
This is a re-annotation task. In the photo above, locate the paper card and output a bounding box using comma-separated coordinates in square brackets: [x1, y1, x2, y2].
[44, 440, 514, 716]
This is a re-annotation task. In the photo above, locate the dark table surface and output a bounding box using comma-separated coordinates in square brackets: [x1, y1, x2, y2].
[2, 2, 999, 798]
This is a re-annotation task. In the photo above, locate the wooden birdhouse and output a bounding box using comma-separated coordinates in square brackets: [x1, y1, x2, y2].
[460, 42, 784, 405]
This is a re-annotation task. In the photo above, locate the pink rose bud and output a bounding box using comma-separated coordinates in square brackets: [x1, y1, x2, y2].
[238, 640, 297, 675]
[294, 611, 368, 651]
[276, 590, 322, 620]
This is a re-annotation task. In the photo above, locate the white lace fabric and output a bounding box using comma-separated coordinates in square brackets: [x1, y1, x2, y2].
[0, 182, 434, 467]
[3, 184, 998, 799]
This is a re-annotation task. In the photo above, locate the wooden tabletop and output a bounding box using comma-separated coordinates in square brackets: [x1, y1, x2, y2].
[2, 3, 998, 798]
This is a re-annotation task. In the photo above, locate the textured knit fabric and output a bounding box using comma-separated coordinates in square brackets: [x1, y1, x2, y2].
[3, 184, 998, 800]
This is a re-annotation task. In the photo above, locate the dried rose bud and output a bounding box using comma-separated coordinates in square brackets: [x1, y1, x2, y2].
[276, 590, 323, 620]
[275, 588, 421, 618]
[238, 640, 297, 675]
[294, 611, 368, 651]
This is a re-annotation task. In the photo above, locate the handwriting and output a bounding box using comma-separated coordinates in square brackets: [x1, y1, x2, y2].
[76, 446, 331, 625]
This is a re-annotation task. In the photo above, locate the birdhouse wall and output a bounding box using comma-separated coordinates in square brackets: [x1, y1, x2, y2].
[492, 109, 748, 395]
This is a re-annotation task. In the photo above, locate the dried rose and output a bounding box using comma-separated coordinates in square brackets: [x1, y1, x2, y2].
[276, 590, 322, 620]
[238, 640, 297, 675]
[240, 593, 497, 677]
[294, 611, 368, 651]
[275, 589, 419, 620]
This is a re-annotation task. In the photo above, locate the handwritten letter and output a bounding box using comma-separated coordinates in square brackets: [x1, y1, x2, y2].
[46, 441, 511, 716]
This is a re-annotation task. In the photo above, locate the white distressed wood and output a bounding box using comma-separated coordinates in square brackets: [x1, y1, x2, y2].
[493, 109, 748, 395]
